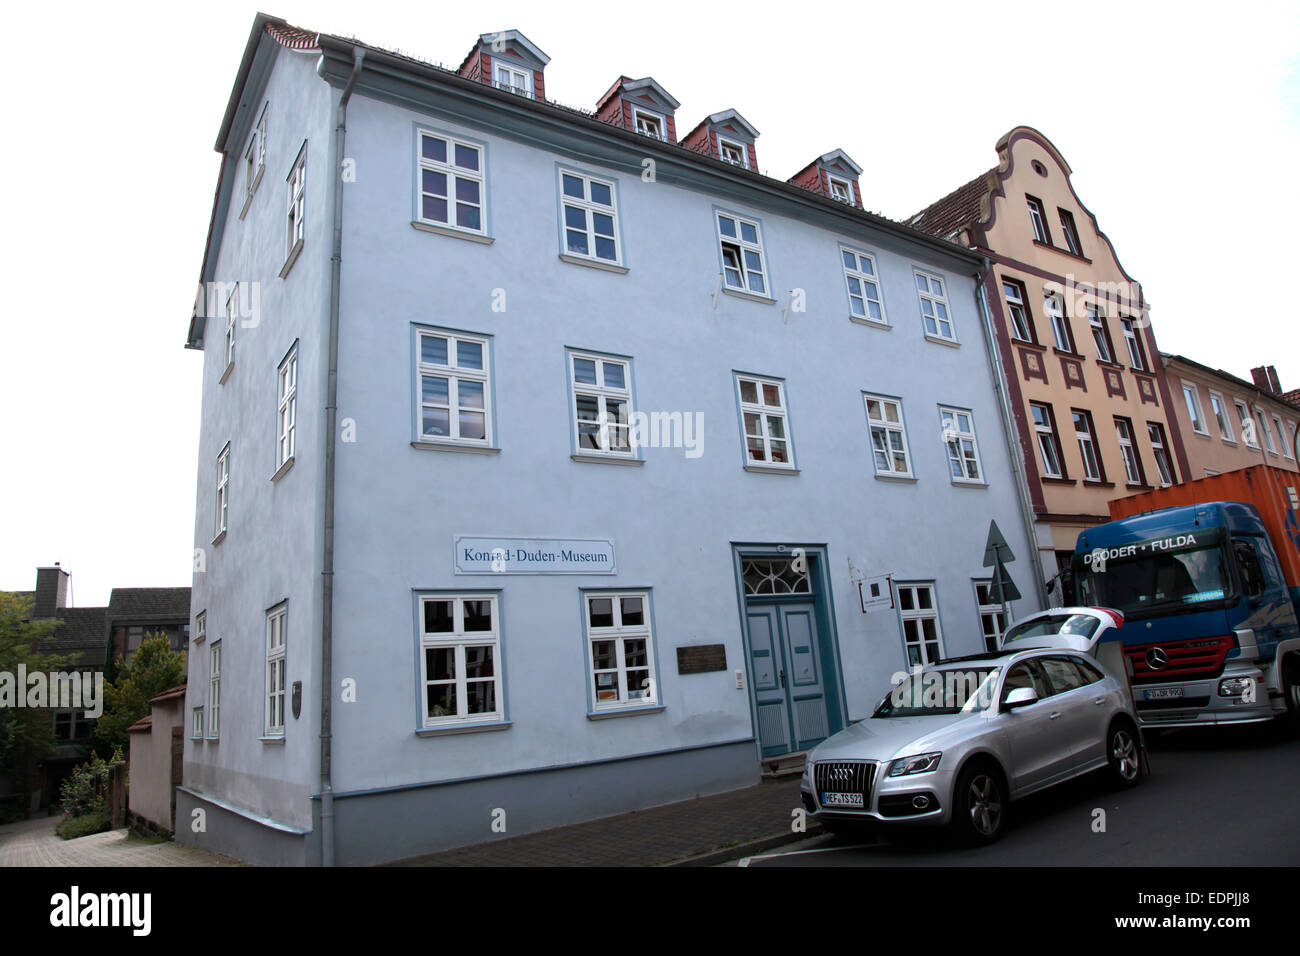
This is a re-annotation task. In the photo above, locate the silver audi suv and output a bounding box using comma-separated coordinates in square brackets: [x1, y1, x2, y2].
[800, 644, 1142, 844]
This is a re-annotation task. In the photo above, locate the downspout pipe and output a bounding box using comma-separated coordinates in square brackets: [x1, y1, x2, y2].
[320, 45, 364, 869]
[974, 260, 1049, 609]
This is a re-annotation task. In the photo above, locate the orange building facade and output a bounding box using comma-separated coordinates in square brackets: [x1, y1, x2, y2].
[912, 127, 1189, 597]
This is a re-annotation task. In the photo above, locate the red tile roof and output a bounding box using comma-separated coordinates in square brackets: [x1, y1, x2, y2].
[266, 22, 318, 50]
[908, 169, 995, 239]
[148, 684, 188, 705]
[127, 715, 153, 733]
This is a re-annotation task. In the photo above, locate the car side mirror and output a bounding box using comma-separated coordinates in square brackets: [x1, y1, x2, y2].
[1004, 687, 1038, 709]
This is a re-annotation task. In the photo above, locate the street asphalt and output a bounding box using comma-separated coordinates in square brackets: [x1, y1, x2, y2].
[739, 721, 1300, 866]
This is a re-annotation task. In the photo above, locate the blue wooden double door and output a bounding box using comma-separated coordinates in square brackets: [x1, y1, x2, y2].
[745, 601, 832, 758]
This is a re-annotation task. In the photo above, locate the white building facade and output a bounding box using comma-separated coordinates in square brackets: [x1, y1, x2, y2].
[180, 16, 1041, 865]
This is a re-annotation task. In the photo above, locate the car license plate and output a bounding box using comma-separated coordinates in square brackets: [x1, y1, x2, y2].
[821, 792, 864, 808]
[1144, 687, 1184, 700]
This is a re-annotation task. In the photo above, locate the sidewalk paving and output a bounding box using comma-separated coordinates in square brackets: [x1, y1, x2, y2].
[0, 815, 240, 867]
[390, 777, 818, 866]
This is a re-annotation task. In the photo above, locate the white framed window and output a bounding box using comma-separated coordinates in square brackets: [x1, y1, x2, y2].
[418, 131, 485, 234]
[559, 170, 620, 265]
[1073, 410, 1103, 481]
[418, 594, 503, 727]
[940, 406, 983, 483]
[865, 394, 912, 478]
[415, 329, 492, 446]
[1148, 421, 1175, 486]
[716, 212, 768, 295]
[1031, 402, 1064, 478]
[633, 108, 665, 140]
[915, 270, 954, 341]
[223, 285, 237, 372]
[1115, 417, 1144, 485]
[585, 591, 658, 709]
[286, 144, 306, 259]
[1027, 196, 1051, 244]
[1256, 409, 1278, 454]
[570, 351, 633, 457]
[1272, 415, 1293, 460]
[492, 62, 533, 98]
[827, 176, 852, 203]
[975, 581, 1006, 652]
[276, 345, 297, 470]
[1045, 292, 1073, 352]
[1087, 304, 1113, 362]
[207, 641, 221, 739]
[719, 138, 748, 168]
[1281, 419, 1297, 460]
[1003, 279, 1033, 342]
[215, 443, 230, 538]
[194, 611, 206, 645]
[1209, 391, 1234, 441]
[265, 604, 286, 737]
[1121, 317, 1147, 370]
[1235, 400, 1257, 447]
[896, 582, 944, 667]
[1182, 382, 1208, 435]
[842, 248, 885, 324]
[245, 104, 267, 202]
[1058, 208, 1083, 256]
[191, 706, 205, 740]
[736, 374, 793, 467]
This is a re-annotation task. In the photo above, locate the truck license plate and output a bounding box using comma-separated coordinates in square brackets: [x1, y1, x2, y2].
[821, 792, 864, 808]
[1144, 687, 1184, 700]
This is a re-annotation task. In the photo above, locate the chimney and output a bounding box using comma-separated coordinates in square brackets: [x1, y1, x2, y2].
[34, 564, 69, 619]
[1250, 365, 1281, 394]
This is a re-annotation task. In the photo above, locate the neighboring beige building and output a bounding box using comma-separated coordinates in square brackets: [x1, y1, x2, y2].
[912, 127, 1189, 597]
[126, 685, 187, 836]
[1165, 356, 1300, 477]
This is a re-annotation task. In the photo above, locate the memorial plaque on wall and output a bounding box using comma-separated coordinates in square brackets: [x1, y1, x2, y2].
[676, 644, 727, 674]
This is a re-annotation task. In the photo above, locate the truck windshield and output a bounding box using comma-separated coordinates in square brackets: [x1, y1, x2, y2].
[1075, 544, 1231, 618]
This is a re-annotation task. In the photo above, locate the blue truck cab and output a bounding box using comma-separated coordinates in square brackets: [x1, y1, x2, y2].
[1070, 501, 1300, 729]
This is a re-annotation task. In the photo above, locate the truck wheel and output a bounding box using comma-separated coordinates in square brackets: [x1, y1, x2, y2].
[951, 761, 1007, 845]
[1106, 719, 1143, 789]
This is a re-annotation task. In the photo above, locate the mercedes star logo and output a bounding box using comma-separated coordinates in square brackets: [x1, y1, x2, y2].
[1146, 647, 1169, 670]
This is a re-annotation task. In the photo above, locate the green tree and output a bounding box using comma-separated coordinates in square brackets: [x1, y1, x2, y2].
[0, 591, 67, 819]
[92, 634, 186, 757]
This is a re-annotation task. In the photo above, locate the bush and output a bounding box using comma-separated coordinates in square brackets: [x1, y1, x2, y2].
[56, 808, 112, 840]
[57, 747, 123, 819]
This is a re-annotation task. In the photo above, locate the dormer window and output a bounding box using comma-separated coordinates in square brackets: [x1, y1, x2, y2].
[634, 109, 665, 140]
[828, 176, 852, 203]
[493, 62, 533, 98]
[720, 139, 748, 168]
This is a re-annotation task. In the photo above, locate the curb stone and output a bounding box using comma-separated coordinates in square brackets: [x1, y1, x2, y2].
[661, 822, 825, 867]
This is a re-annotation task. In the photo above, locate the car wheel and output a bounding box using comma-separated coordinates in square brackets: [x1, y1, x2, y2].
[952, 762, 1006, 845]
[1282, 657, 1300, 734]
[1106, 719, 1142, 788]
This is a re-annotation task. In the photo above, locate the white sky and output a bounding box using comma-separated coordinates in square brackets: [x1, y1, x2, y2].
[2, 0, 1297, 606]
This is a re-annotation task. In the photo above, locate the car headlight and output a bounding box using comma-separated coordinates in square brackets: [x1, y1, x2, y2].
[887, 752, 942, 776]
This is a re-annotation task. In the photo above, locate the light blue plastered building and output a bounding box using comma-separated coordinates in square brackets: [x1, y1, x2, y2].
[178, 14, 1043, 865]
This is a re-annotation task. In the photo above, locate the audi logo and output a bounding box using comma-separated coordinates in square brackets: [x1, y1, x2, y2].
[830, 767, 853, 781]
[1145, 647, 1169, 670]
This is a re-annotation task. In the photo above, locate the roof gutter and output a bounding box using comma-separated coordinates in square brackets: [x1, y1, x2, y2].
[974, 258, 1049, 608]
[318, 44, 365, 869]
